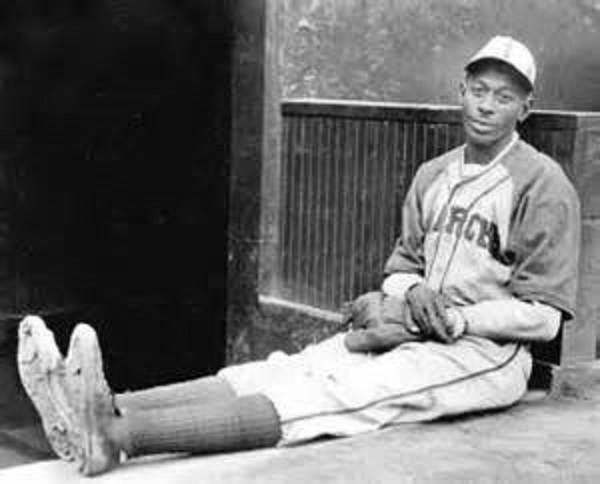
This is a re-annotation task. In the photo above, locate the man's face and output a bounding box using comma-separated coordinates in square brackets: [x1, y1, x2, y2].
[460, 64, 532, 149]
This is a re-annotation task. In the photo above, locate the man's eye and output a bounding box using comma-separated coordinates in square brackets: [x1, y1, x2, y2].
[497, 94, 516, 105]
[470, 86, 485, 96]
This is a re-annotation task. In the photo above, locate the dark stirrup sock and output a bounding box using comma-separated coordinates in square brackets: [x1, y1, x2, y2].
[120, 394, 282, 457]
[115, 376, 236, 412]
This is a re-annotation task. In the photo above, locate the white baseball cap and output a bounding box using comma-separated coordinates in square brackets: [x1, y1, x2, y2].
[466, 36, 536, 91]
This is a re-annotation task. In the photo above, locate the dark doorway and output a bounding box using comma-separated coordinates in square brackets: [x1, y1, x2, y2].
[0, 1, 231, 391]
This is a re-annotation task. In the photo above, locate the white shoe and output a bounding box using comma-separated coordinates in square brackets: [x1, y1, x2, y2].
[64, 323, 121, 476]
[17, 316, 83, 463]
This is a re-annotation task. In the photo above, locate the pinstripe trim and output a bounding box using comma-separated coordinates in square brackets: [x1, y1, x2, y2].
[426, 182, 461, 284]
[438, 174, 511, 289]
[425, 135, 518, 285]
[280, 343, 522, 425]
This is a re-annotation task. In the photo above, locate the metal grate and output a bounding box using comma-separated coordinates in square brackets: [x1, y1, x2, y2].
[275, 100, 577, 312]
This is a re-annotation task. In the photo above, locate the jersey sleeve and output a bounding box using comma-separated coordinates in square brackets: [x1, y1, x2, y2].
[507, 170, 581, 320]
[459, 298, 562, 342]
[383, 168, 426, 277]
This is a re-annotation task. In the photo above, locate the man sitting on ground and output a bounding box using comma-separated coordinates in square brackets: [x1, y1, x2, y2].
[18, 36, 580, 477]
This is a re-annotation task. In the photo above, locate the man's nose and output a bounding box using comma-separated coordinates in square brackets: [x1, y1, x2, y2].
[477, 94, 496, 115]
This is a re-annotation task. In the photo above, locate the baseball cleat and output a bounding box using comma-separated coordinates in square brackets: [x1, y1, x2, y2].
[17, 315, 83, 463]
[64, 323, 121, 476]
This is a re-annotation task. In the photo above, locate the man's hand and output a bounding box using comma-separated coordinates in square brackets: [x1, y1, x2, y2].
[343, 292, 385, 331]
[404, 283, 454, 343]
[343, 291, 407, 330]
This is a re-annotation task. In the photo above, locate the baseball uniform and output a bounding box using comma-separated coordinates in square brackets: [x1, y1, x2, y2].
[221, 134, 580, 444]
[15, 37, 583, 477]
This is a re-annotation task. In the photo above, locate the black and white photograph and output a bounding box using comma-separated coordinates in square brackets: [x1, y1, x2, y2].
[0, 1, 599, 482]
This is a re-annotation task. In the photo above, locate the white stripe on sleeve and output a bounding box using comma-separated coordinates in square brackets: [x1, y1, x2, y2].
[381, 273, 425, 300]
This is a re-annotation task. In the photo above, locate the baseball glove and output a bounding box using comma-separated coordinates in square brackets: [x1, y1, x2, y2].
[342, 291, 422, 353]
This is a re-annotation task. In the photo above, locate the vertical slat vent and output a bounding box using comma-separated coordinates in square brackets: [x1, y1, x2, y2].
[276, 100, 576, 311]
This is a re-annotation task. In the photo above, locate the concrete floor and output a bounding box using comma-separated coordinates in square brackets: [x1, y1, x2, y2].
[1, 317, 599, 482]
[0, 371, 600, 483]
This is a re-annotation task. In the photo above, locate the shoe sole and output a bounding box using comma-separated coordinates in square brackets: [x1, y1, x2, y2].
[17, 316, 83, 463]
[66, 323, 119, 476]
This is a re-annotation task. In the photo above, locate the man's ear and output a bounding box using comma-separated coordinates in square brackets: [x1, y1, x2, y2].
[518, 94, 534, 123]
[458, 80, 467, 103]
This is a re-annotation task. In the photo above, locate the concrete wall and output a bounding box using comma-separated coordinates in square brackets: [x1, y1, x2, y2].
[261, 0, 600, 355]
[280, 0, 600, 110]
[572, 124, 600, 359]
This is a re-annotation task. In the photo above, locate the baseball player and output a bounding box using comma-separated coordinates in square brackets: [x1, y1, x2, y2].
[18, 35, 580, 477]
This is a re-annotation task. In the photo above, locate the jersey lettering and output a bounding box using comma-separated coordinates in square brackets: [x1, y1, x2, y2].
[476, 217, 496, 249]
[433, 204, 503, 258]
[445, 206, 468, 237]
[464, 213, 483, 241]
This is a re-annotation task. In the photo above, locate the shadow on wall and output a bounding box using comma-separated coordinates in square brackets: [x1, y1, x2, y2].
[0, 0, 232, 390]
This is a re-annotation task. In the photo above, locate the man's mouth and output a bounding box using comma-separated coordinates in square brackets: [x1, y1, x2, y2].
[467, 118, 495, 134]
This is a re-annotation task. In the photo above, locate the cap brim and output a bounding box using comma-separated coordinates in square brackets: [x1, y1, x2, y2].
[466, 56, 534, 92]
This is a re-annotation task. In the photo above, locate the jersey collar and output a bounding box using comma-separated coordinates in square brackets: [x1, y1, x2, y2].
[458, 132, 519, 181]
